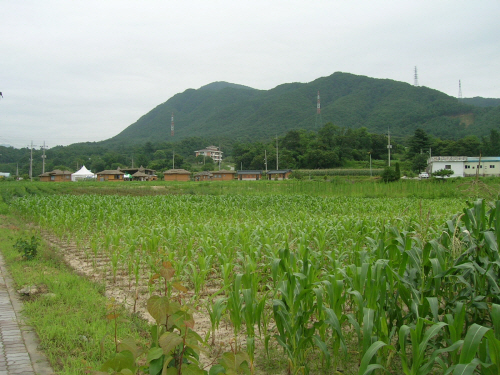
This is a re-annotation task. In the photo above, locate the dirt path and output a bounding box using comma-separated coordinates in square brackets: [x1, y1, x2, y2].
[40, 232, 246, 366]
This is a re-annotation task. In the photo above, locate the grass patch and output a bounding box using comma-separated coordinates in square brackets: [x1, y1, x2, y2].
[0, 214, 149, 375]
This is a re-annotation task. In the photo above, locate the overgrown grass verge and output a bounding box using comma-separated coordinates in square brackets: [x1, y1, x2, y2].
[0, 214, 149, 375]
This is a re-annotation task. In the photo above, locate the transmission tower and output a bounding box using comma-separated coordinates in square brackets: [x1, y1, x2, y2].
[315, 90, 323, 128]
[458, 80, 463, 100]
[414, 66, 419, 87]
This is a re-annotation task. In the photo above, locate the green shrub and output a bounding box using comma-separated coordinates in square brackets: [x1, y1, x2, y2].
[13, 235, 39, 260]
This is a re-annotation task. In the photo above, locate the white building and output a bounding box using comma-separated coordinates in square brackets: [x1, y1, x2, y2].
[428, 156, 500, 177]
[194, 146, 223, 162]
[464, 157, 500, 177]
[428, 156, 467, 178]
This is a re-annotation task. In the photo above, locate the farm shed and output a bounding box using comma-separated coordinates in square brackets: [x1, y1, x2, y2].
[163, 169, 191, 181]
[96, 170, 125, 181]
[39, 169, 72, 182]
[267, 169, 293, 180]
[428, 156, 466, 178]
[237, 170, 262, 180]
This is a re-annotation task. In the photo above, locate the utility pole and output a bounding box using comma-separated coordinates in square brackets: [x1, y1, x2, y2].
[387, 128, 392, 167]
[29, 141, 35, 182]
[172, 150, 175, 169]
[264, 149, 268, 173]
[41, 141, 47, 174]
[276, 135, 279, 170]
[369, 152, 372, 177]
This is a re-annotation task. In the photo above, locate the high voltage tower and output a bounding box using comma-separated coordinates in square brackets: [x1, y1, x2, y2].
[414, 66, 419, 87]
[315, 90, 323, 128]
[458, 80, 463, 100]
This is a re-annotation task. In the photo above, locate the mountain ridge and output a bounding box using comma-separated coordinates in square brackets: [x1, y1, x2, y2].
[101, 72, 500, 147]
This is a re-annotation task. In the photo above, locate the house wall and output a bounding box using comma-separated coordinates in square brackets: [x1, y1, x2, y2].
[40, 175, 71, 182]
[54, 175, 71, 182]
[97, 174, 124, 181]
[430, 161, 465, 177]
[212, 173, 235, 181]
[267, 171, 291, 180]
[164, 174, 190, 181]
[238, 174, 260, 180]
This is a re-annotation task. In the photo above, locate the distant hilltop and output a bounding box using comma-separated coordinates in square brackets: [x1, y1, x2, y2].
[100, 72, 500, 147]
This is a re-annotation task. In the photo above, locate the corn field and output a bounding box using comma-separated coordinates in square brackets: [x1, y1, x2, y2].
[10, 192, 500, 374]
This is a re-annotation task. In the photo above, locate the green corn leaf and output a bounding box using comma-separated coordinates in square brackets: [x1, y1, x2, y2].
[313, 335, 330, 366]
[362, 308, 375, 354]
[459, 324, 490, 364]
[492, 304, 500, 340]
[358, 341, 387, 375]
[453, 358, 482, 375]
[426, 297, 439, 322]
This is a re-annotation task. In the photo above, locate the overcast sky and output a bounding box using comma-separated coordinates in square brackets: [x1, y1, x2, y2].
[1, 1, 499, 148]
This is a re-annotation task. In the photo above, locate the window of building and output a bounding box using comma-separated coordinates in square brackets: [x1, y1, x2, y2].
[478, 165, 483, 168]
[490, 165, 495, 168]
[445, 165, 451, 169]
[51, 176, 55, 181]
[465, 165, 471, 169]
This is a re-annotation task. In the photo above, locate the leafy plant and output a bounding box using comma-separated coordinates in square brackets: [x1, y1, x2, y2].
[13, 234, 39, 260]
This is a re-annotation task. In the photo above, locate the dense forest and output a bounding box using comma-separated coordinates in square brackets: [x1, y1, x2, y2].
[103, 72, 500, 147]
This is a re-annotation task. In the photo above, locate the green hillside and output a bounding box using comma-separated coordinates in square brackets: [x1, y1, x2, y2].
[461, 97, 500, 107]
[101, 72, 500, 146]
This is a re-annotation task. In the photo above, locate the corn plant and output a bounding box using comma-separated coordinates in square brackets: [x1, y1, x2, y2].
[272, 246, 330, 375]
[398, 318, 462, 375]
[206, 296, 227, 346]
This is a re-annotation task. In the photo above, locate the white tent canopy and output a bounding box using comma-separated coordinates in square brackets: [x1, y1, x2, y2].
[71, 165, 96, 181]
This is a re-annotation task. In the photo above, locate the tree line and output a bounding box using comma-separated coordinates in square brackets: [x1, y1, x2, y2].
[1, 124, 500, 179]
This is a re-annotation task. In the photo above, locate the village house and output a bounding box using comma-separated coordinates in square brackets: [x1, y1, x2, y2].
[163, 169, 191, 181]
[212, 170, 237, 181]
[120, 166, 158, 181]
[194, 170, 237, 181]
[39, 169, 72, 182]
[266, 169, 293, 180]
[96, 169, 125, 181]
[237, 170, 262, 180]
[193, 171, 213, 181]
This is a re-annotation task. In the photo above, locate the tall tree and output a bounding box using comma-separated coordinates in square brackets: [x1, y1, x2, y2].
[408, 128, 431, 157]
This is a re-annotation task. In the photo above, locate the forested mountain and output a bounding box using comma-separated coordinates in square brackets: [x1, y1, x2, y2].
[461, 97, 500, 107]
[103, 72, 500, 147]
